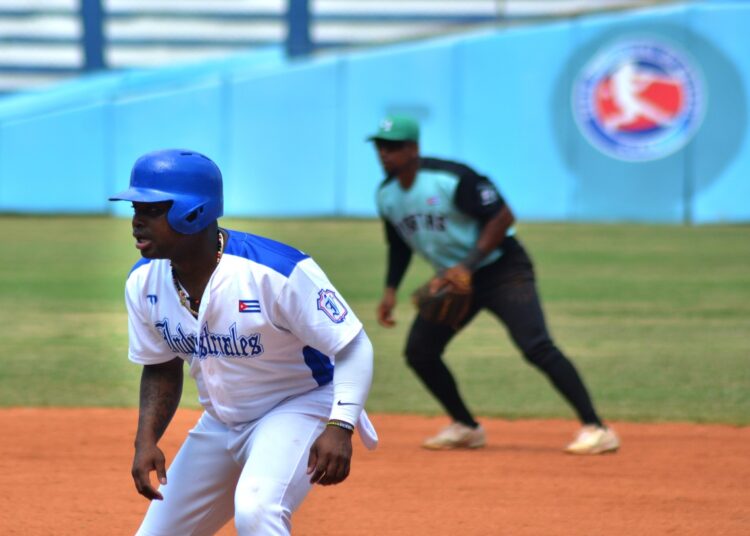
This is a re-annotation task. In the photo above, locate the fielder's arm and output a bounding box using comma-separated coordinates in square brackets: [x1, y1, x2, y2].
[465, 204, 515, 268]
[453, 171, 515, 273]
[440, 205, 514, 291]
[307, 329, 374, 486]
[131, 357, 184, 501]
[378, 219, 412, 327]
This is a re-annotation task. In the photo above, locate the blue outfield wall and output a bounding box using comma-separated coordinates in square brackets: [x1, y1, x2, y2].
[0, 2, 748, 223]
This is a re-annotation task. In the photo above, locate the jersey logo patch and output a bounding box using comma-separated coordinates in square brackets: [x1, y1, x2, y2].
[426, 195, 440, 206]
[239, 299, 261, 313]
[147, 294, 158, 304]
[317, 289, 348, 323]
[478, 185, 499, 205]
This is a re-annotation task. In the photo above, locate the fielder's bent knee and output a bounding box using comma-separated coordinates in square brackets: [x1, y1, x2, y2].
[235, 493, 290, 536]
[404, 345, 437, 372]
[405, 332, 447, 371]
[523, 340, 564, 370]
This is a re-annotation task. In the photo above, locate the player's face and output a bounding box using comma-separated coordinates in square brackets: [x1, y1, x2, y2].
[375, 140, 418, 176]
[131, 201, 182, 259]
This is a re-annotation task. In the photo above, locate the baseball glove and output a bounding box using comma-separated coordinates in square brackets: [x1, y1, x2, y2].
[411, 276, 473, 329]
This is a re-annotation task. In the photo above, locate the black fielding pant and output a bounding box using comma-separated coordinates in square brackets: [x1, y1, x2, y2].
[405, 238, 603, 428]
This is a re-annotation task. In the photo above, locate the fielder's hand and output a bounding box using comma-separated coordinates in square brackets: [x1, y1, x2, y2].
[430, 264, 472, 294]
[307, 425, 353, 486]
[132, 442, 167, 501]
[376, 287, 397, 328]
[413, 265, 474, 330]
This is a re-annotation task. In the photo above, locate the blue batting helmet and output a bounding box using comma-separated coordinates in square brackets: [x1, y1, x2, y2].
[109, 149, 224, 234]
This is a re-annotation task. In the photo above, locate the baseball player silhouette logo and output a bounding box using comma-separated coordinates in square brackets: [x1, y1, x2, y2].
[572, 38, 705, 161]
[599, 61, 682, 131]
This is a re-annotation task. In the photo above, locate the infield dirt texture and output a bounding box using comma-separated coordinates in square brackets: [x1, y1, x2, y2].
[2, 408, 748, 535]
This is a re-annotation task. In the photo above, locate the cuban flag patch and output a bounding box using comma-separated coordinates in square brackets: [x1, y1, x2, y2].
[239, 299, 261, 313]
[317, 289, 348, 323]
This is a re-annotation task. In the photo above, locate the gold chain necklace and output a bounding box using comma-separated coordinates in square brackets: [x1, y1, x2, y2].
[171, 230, 224, 318]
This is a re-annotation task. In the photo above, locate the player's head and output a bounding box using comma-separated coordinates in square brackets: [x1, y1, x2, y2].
[367, 116, 420, 176]
[109, 149, 223, 235]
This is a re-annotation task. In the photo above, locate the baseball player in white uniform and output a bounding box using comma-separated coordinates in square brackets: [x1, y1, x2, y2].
[110, 149, 377, 535]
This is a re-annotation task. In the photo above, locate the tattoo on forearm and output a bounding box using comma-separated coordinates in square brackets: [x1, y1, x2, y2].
[136, 361, 183, 444]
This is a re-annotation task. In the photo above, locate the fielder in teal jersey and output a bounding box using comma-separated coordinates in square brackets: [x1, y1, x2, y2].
[369, 115, 620, 454]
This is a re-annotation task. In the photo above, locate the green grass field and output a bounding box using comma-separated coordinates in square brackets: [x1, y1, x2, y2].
[1, 216, 748, 424]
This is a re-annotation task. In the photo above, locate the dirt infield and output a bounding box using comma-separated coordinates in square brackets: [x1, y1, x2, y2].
[1, 409, 748, 535]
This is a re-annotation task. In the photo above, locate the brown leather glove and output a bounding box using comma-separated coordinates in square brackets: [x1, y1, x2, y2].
[412, 266, 473, 329]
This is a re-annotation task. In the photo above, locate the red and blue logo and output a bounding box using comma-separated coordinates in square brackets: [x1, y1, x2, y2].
[572, 39, 705, 162]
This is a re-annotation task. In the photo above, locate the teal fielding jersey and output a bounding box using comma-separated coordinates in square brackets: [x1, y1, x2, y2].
[377, 158, 511, 273]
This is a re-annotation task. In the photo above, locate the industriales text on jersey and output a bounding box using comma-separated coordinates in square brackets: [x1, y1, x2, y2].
[155, 319, 264, 359]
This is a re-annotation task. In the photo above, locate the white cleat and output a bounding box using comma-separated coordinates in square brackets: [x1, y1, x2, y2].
[565, 425, 620, 455]
[422, 422, 486, 450]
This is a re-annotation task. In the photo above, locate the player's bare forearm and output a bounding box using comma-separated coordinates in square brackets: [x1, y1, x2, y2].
[131, 358, 183, 501]
[476, 205, 515, 255]
[382, 286, 397, 304]
[441, 206, 514, 289]
[135, 357, 184, 447]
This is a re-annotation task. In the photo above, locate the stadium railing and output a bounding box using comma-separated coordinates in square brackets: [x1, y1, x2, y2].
[0, 0, 673, 96]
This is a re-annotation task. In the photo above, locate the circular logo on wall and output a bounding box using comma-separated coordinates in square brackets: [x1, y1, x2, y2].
[572, 38, 706, 162]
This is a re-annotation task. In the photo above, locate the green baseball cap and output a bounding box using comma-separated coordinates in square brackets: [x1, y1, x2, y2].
[367, 115, 420, 142]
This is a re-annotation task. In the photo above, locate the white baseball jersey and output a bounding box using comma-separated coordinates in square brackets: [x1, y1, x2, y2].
[124, 228, 363, 427]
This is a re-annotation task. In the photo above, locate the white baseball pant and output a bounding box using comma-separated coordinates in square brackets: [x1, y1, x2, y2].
[135, 387, 330, 536]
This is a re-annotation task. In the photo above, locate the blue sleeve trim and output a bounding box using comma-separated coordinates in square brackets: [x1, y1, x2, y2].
[302, 346, 334, 386]
[128, 257, 152, 277]
[223, 229, 310, 278]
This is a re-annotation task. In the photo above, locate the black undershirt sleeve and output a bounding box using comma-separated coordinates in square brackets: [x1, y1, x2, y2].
[383, 219, 412, 289]
[452, 169, 506, 225]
